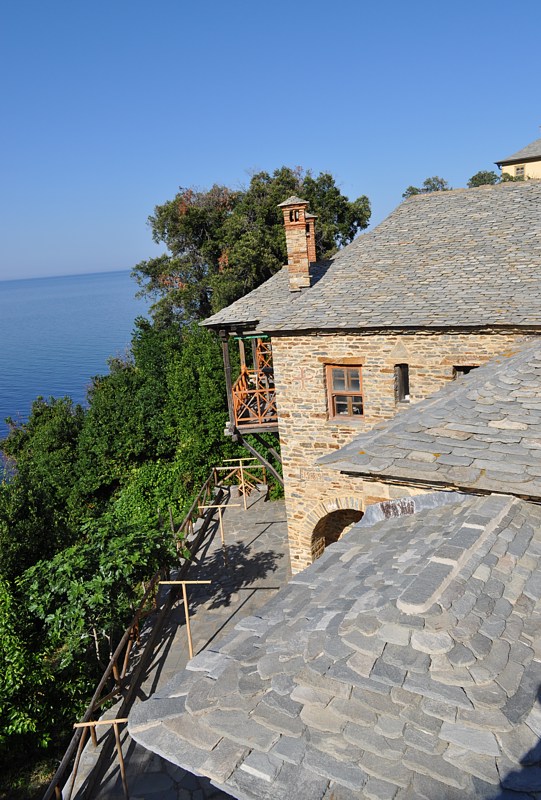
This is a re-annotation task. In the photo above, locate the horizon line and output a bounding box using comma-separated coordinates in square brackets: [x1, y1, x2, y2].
[0, 267, 134, 284]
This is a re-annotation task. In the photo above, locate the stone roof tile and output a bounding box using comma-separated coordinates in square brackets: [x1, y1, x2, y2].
[496, 136, 541, 165]
[128, 493, 541, 798]
[319, 338, 541, 498]
[203, 182, 541, 333]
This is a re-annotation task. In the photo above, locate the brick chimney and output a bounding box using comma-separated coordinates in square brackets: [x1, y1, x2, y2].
[278, 196, 317, 292]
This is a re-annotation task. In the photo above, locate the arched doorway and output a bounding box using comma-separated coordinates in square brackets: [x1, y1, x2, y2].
[311, 507, 363, 561]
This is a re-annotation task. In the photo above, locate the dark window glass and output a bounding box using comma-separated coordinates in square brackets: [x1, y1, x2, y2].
[453, 365, 478, 380]
[395, 364, 410, 402]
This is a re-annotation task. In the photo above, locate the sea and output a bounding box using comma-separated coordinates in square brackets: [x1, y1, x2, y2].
[0, 270, 150, 442]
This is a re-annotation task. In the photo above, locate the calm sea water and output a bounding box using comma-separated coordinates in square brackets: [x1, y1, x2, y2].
[0, 270, 149, 440]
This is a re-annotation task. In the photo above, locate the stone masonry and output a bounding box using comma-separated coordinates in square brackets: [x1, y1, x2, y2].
[202, 181, 541, 574]
[271, 330, 532, 571]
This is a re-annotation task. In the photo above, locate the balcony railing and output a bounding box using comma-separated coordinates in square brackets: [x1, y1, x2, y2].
[232, 367, 278, 428]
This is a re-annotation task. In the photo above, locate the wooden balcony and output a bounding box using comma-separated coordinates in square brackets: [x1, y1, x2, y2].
[232, 367, 278, 432]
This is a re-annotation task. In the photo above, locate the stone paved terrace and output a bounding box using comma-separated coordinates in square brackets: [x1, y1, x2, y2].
[68, 488, 289, 800]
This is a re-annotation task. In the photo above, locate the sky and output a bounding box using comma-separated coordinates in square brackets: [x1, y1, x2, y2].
[1, 0, 540, 281]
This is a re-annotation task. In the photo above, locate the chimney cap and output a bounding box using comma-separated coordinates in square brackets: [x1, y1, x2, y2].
[305, 212, 318, 219]
[277, 195, 309, 208]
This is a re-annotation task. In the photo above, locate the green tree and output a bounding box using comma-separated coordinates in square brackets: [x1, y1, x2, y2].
[0, 578, 50, 748]
[164, 323, 240, 499]
[500, 171, 525, 183]
[403, 176, 451, 199]
[73, 318, 180, 509]
[467, 170, 499, 187]
[133, 167, 370, 324]
[20, 515, 170, 670]
[0, 397, 84, 580]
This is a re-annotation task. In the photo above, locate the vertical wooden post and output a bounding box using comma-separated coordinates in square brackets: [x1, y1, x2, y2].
[238, 338, 246, 370]
[181, 582, 194, 659]
[113, 721, 129, 800]
[90, 721, 98, 747]
[239, 460, 247, 510]
[160, 581, 211, 660]
[220, 331, 236, 430]
[121, 639, 133, 680]
[251, 338, 258, 369]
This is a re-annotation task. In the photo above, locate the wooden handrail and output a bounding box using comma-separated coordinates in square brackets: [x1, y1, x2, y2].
[43, 469, 224, 800]
[232, 368, 277, 427]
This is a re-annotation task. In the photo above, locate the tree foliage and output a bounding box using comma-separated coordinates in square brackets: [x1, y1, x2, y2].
[467, 170, 499, 187]
[0, 164, 370, 778]
[133, 166, 370, 324]
[402, 176, 451, 199]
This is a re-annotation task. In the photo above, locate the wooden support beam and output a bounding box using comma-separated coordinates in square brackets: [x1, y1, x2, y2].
[238, 337, 246, 370]
[236, 433, 284, 487]
[251, 338, 257, 368]
[222, 457, 259, 463]
[159, 580, 212, 659]
[251, 432, 282, 465]
[73, 720, 130, 800]
[198, 503, 241, 548]
[219, 330, 236, 431]
[74, 718, 129, 727]
[113, 721, 129, 800]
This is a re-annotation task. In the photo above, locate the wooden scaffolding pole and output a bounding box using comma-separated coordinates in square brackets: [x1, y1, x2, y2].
[159, 580, 212, 659]
[198, 503, 241, 547]
[73, 719, 129, 800]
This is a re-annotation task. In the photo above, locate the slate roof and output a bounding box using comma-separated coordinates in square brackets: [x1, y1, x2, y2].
[129, 493, 541, 799]
[277, 195, 309, 207]
[318, 337, 541, 499]
[496, 136, 541, 166]
[203, 181, 541, 333]
[201, 262, 329, 331]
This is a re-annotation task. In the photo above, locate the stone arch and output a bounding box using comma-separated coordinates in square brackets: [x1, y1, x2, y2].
[308, 496, 364, 561]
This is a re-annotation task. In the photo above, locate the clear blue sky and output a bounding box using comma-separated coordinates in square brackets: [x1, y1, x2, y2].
[1, 0, 540, 281]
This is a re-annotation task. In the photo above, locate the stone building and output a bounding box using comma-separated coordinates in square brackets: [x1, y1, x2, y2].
[129, 340, 541, 799]
[203, 180, 541, 573]
[496, 134, 541, 180]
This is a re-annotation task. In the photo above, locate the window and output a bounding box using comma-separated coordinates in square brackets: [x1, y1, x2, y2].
[515, 165, 525, 178]
[395, 363, 410, 403]
[453, 365, 478, 380]
[326, 365, 363, 418]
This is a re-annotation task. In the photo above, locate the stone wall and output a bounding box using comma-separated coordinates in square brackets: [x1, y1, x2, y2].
[271, 330, 531, 572]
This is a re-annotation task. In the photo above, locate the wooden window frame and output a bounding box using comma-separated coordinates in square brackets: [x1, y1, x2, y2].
[326, 364, 364, 420]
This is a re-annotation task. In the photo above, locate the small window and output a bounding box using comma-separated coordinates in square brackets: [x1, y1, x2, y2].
[327, 365, 363, 419]
[395, 363, 410, 403]
[515, 165, 525, 178]
[453, 365, 478, 380]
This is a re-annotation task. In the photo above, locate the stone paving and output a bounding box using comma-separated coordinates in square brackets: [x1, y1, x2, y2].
[69, 488, 289, 800]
